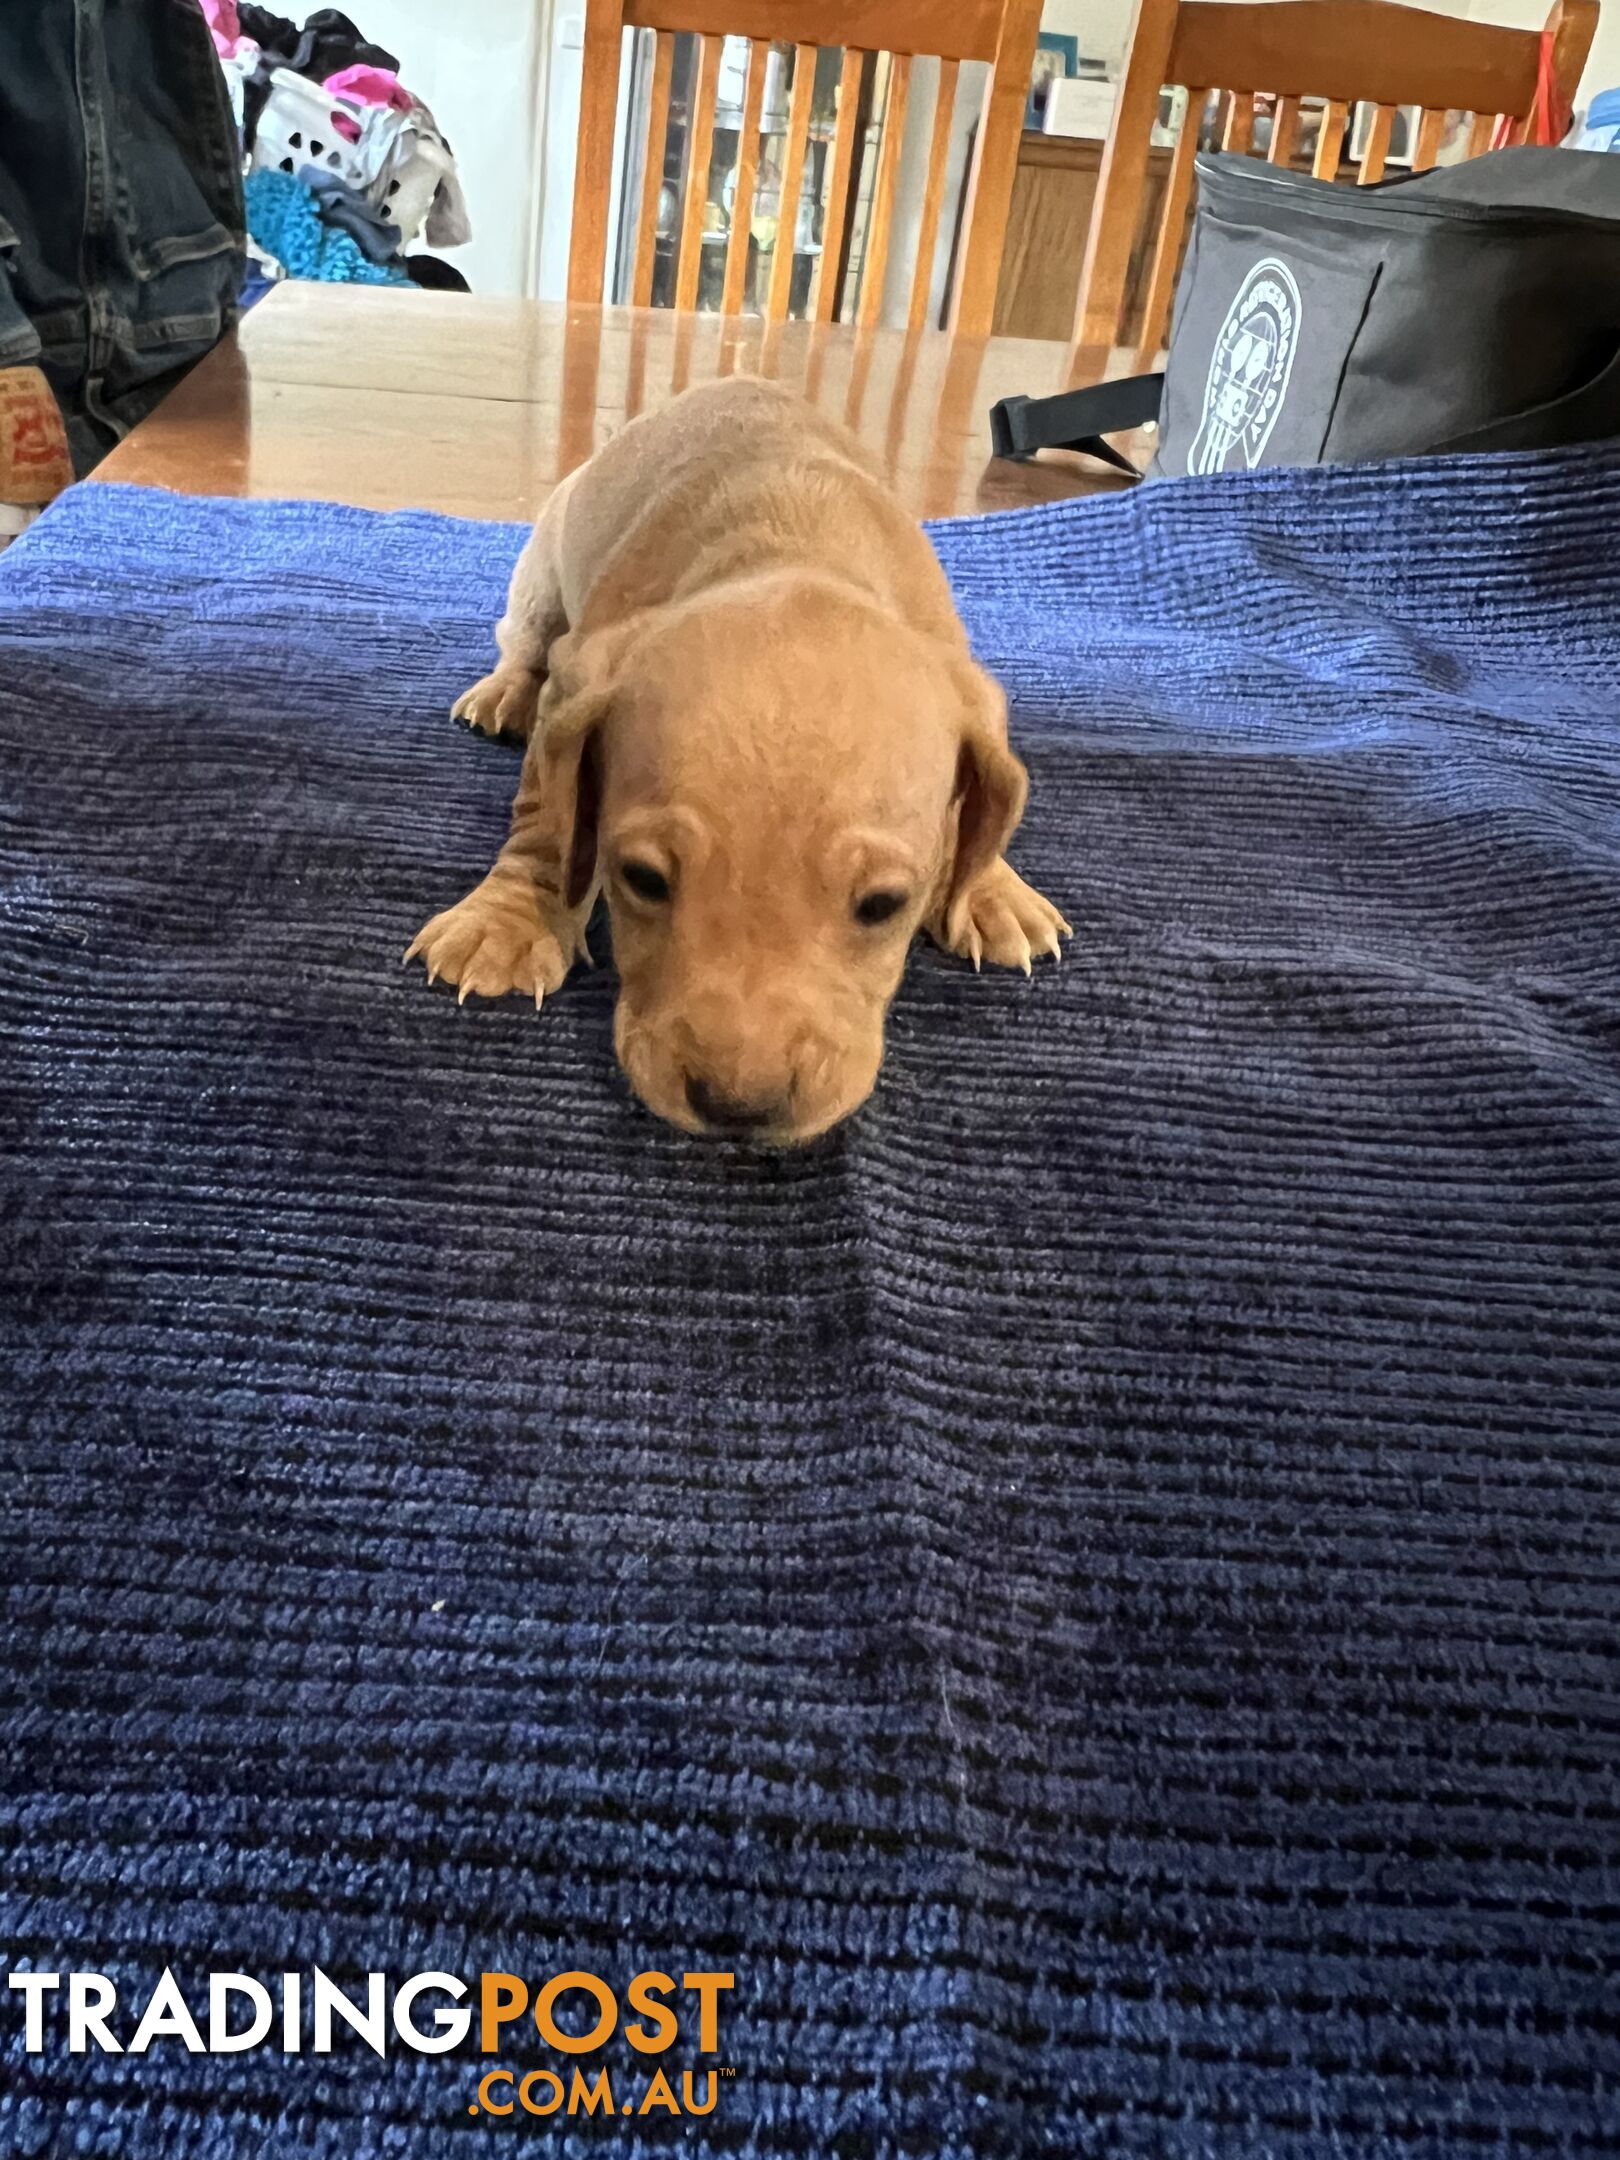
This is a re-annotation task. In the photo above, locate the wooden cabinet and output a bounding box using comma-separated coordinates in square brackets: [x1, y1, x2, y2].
[959, 123, 1371, 346]
[979, 130, 1182, 345]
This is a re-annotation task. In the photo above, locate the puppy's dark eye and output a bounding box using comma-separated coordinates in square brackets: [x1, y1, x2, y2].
[621, 860, 671, 903]
[854, 890, 907, 927]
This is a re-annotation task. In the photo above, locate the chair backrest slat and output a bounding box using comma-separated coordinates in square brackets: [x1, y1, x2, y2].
[814, 47, 867, 322]
[1357, 100, 1395, 180]
[721, 38, 769, 312]
[1072, 0, 1598, 351]
[1268, 92, 1301, 164]
[946, 0, 1043, 332]
[1312, 96, 1350, 176]
[674, 32, 722, 311]
[856, 55, 912, 328]
[1411, 104, 1447, 169]
[568, 0, 628, 305]
[1223, 88, 1255, 151]
[908, 57, 961, 331]
[1069, 0, 1180, 351]
[630, 29, 676, 305]
[1135, 85, 1205, 363]
[765, 42, 818, 322]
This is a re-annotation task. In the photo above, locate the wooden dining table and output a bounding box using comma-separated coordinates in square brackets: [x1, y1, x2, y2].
[94, 283, 1151, 523]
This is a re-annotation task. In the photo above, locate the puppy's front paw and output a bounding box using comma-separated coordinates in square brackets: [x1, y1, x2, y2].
[940, 859, 1072, 976]
[451, 667, 543, 743]
[405, 887, 582, 1008]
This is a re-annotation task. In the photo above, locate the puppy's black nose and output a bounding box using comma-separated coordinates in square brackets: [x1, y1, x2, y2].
[685, 1074, 781, 1134]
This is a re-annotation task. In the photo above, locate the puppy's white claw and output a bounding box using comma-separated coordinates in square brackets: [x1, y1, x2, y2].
[1041, 927, 1063, 964]
[457, 980, 472, 1006]
[427, 963, 440, 987]
[534, 984, 544, 1013]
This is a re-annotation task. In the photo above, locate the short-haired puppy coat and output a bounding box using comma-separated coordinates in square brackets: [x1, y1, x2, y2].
[408, 377, 1070, 1144]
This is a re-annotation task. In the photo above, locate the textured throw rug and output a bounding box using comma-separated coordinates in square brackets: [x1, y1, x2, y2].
[2, 451, 1618, 2158]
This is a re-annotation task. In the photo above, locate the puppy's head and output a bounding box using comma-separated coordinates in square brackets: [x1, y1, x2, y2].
[531, 577, 1026, 1144]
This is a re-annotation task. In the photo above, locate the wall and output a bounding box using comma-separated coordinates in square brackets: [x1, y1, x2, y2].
[343, 0, 553, 296]
[876, 57, 990, 327]
[1040, 0, 1136, 73]
[1582, 12, 1618, 103]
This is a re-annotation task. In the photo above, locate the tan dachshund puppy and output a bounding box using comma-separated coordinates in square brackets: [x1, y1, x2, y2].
[407, 377, 1069, 1143]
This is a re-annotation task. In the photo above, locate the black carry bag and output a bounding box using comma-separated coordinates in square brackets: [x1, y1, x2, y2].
[990, 146, 1620, 480]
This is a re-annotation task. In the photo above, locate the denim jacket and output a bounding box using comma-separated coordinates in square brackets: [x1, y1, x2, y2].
[0, 0, 245, 472]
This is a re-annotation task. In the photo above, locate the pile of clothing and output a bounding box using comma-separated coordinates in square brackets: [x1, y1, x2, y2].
[199, 3, 471, 293]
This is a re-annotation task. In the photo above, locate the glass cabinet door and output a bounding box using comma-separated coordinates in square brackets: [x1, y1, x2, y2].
[614, 36, 891, 319]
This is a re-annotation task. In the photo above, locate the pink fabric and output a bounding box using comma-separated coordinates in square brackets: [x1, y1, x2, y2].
[1489, 28, 1575, 150]
[322, 65, 413, 114]
[199, 0, 248, 59]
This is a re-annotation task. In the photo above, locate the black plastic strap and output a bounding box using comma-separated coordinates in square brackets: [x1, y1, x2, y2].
[989, 373, 1166, 477]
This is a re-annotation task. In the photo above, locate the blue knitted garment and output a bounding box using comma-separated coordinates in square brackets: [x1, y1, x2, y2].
[1, 457, 1618, 2156]
[244, 168, 411, 287]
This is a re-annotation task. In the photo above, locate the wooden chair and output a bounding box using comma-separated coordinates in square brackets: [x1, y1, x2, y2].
[1074, 0, 1598, 358]
[568, 0, 1043, 333]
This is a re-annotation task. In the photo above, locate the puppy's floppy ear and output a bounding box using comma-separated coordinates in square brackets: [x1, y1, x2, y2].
[943, 659, 1028, 931]
[524, 629, 619, 909]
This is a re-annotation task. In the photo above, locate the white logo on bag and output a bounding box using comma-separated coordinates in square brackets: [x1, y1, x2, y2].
[1188, 257, 1302, 475]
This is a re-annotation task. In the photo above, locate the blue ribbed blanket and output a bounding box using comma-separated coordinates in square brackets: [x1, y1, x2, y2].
[1, 453, 1618, 2158]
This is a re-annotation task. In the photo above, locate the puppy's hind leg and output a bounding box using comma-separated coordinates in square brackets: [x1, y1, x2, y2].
[453, 473, 576, 743]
